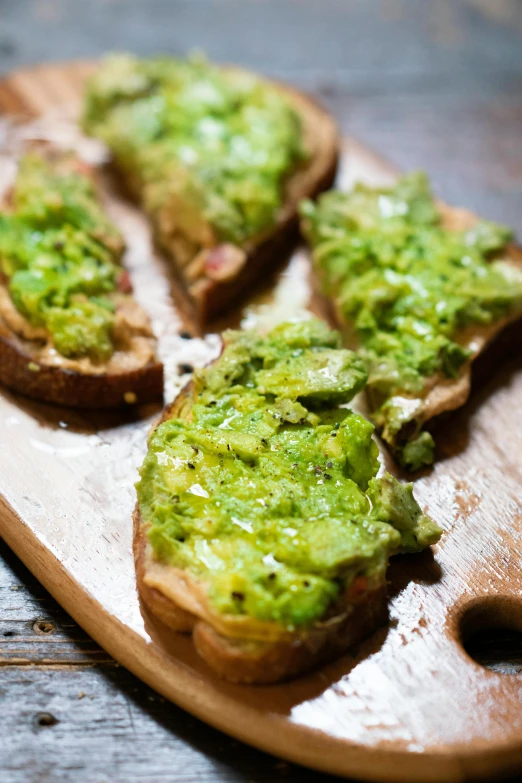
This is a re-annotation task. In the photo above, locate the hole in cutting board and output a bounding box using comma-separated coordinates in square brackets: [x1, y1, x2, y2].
[458, 596, 522, 675]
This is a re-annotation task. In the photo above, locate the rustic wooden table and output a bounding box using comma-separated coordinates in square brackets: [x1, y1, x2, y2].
[1, 2, 522, 781]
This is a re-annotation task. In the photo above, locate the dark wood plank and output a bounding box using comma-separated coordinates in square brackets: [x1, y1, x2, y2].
[0, 540, 335, 783]
[0, 539, 115, 667]
[1, 0, 521, 93]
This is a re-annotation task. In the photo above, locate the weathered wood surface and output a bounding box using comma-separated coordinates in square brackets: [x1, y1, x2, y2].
[1, 2, 522, 783]
[0, 542, 327, 783]
[4, 536, 522, 783]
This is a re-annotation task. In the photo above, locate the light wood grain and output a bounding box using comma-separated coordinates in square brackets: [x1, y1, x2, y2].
[1, 63, 522, 783]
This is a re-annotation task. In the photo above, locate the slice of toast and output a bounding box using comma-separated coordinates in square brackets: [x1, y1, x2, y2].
[0, 144, 163, 408]
[133, 322, 441, 684]
[367, 208, 522, 463]
[303, 184, 522, 469]
[83, 58, 339, 325]
[133, 385, 388, 685]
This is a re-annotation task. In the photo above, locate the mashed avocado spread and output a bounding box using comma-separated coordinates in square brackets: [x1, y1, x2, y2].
[136, 320, 441, 629]
[0, 151, 124, 360]
[301, 173, 522, 470]
[83, 54, 305, 244]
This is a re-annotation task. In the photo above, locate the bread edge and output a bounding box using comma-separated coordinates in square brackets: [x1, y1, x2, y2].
[0, 326, 164, 408]
[133, 502, 388, 684]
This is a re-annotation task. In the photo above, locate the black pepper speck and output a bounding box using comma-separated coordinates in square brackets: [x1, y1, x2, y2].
[178, 363, 194, 375]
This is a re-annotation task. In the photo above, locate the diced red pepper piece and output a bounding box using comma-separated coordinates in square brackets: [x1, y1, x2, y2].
[117, 269, 133, 293]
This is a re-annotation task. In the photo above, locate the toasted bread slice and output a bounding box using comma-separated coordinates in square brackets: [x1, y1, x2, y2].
[0, 144, 163, 408]
[84, 59, 339, 324]
[133, 320, 442, 684]
[133, 381, 388, 685]
[303, 183, 522, 469]
[367, 206, 522, 457]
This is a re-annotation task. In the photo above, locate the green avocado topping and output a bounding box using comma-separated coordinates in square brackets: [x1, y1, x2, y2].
[136, 320, 441, 629]
[83, 53, 305, 245]
[0, 151, 124, 361]
[301, 173, 522, 470]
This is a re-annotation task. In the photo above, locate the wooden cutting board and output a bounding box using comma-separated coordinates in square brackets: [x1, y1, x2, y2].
[1, 62, 522, 783]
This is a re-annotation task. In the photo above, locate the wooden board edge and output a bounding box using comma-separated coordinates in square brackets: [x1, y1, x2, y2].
[0, 60, 96, 116]
[0, 495, 471, 783]
[5, 496, 522, 783]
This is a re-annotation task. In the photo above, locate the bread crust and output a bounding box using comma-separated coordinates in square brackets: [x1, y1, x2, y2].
[106, 70, 340, 325]
[0, 325, 163, 407]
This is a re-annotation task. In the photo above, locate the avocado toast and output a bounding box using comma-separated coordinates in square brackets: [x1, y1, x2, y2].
[134, 320, 441, 683]
[82, 54, 339, 324]
[301, 173, 522, 470]
[0, 143, 163, 408]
